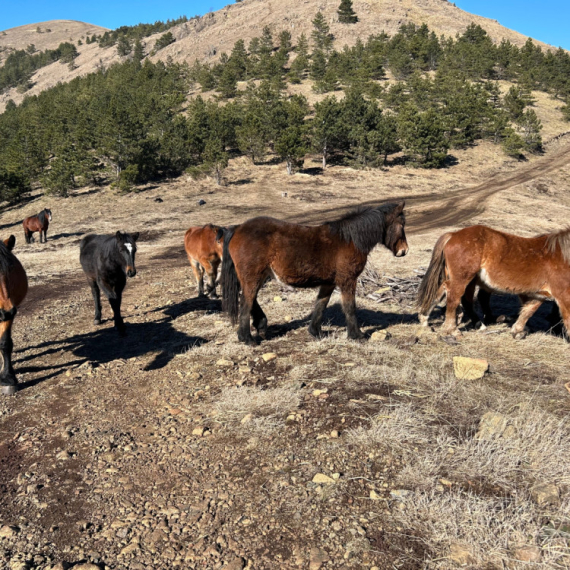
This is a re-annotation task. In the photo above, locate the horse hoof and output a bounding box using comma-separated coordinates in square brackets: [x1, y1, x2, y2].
[513, 331, 528, 340]
[94, 318, 101, 325]
[1, 385, 17, 396]
[308, 327, 321, 338]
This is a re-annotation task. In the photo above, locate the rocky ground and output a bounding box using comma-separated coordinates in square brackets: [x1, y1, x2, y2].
[1, 139, 570, 569]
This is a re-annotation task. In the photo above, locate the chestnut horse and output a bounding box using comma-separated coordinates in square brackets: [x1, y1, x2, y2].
[221, 202, 408, 344]
[184, 224, 225, 298]
[0, 236, 28, 395]
[23, 208, 52, 244]
[418, 225, 570, 338]
[80, 231, 139, 336]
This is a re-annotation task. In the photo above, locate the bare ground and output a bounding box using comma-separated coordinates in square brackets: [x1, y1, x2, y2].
[1, 138, 570, 569]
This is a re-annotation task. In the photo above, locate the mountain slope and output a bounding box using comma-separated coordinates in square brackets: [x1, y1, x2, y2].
[0, 0, 558, 113]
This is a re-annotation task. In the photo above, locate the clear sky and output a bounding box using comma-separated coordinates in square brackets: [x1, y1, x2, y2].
[1, 1, 569, 50]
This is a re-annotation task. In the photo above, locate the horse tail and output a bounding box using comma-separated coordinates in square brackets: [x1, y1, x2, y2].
[417, 232, 453, 314]
[221, 227, 240, 324]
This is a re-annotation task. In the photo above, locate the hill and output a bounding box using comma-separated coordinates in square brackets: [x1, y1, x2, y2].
[0, 0, 560, 112]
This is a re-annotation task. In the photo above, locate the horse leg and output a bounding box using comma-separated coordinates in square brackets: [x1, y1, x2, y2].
[190, 261, 204, 297]
[89, 280, 102, 325]
[340, 283, 364, 340]
[441, 276, 473, 336]
[251, 299, 268, 338]
[0, 320, 16, 395]
[308, 284, 335, 338]
[418, 282, 446, 327]
[477, 289, 495, 325]
[237, 283, 259, 345]
[203, 260, 218, 298]
[511, 295, 542, 339]
[461, 279, 481, 327]
[109, 290, 126, 336]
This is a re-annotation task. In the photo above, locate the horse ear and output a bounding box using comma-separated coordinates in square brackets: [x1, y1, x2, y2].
[395, 200, 405, 214]
[116, 231, 124, 242]
[131, 232, 140, 242]
[3, 235, 15, 251]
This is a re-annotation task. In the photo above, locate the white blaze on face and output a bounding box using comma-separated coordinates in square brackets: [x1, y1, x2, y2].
[125, 243, 133, 255]
[48, 213, 52, 221]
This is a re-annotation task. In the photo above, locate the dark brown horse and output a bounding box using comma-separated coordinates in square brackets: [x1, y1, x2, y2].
[0, 236, 28, 395]
[23, 208, 52, 244]
[184, 224, 225, 298]
[418, 225, 570, 338]
[221, 202, 408, 344]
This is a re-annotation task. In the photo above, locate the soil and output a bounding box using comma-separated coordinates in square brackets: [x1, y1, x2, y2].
[1, 136, 570, 569]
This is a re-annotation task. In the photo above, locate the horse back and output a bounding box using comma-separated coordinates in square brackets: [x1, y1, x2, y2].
[185, 225, 222, 262]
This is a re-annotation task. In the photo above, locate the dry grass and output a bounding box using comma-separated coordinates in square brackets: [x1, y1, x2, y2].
[394, 489, 570, 569]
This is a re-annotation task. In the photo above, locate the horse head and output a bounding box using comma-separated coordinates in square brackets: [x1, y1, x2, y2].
[116, 231, 139, 278]
[385, 201, 409, 257]
[45, 209, 52, 222]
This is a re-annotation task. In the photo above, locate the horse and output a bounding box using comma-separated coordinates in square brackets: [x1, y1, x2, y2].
[0, 236, 28, 395]
[417, 225, 570, 339]
[221, 202, 408, 345]
[184, 224, 225, 298]
[79, 231, 139, 336]
[23, 208, 52, 244]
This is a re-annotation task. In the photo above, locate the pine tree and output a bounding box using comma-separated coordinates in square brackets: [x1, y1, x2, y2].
[312, 13, 334, 54]
[117, 36, 132, 57]
[312, 96, 343, 168]
[338, 0, 358, 24]
[133, 39, 145, 62]
[517, 108, 542, 152]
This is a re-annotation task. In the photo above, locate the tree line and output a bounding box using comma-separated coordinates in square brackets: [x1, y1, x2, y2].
[1, 17, 569, 203]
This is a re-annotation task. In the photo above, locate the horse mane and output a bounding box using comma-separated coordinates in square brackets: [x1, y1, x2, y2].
[0, 242, 14, 275]
[326, 203, 401, 254]
[545, 227, 570, 263]
[37, 210, 46, 225]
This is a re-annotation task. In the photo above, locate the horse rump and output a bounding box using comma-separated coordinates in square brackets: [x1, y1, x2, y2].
[220, 226, 240, 324]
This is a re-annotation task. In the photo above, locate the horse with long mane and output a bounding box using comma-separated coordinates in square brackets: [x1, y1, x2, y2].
[417, 225, 570, 338]
[23, 208, 52, 244]
[184, 224, 225, 298]
[221, 202, 408, 345]
[80, 231, 139, 336]
[0, 236, 28, 395]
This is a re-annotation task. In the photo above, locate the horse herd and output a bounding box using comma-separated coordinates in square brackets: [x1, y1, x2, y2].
[0, 200, 568, 396]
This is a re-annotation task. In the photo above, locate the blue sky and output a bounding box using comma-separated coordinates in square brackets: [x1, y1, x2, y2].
[1, 1, 569, 50]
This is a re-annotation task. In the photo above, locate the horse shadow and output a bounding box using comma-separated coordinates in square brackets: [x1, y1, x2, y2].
[153, 296, 222, 319]
[14, 318, 208, 390]
[47, 232, 85, 242]
[263, 302, 417, 341]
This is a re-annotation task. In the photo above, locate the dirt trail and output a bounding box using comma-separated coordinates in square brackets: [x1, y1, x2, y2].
[409, 141, 570, 232]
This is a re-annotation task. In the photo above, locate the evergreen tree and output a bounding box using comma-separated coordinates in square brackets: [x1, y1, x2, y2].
[289, 34, 310, 83]
[310, 50, 327, 82]
[217, 67, 238, 99]
[312, 96, 343, 168]
[203, 137, 228, 185]
[133, 39, 145, 62]
[517, 109, 542, 152]
[338, 0, 358, 24]
[117, 36, 132, 57]
[312, 13, 334, 53]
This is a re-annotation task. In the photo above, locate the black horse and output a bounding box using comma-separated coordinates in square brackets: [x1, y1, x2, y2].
[80, 231, 139, 336]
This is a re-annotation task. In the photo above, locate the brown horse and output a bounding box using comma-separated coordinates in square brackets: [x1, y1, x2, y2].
[23, 208, 52, 243]
[0, 236, 28, 395]
[184, 224, 225, 298]
[418, 225, 570, 338]
[221, 202, 408, 344]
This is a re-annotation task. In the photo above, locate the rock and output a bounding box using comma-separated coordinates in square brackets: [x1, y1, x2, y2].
[312, 473, 335, 485]
[119, 540, 139, 556]
[197, 199, 206, 206]
[273, 296, 283, 303]
[216, 359, 234, 367]
[309, 547, 329, 570]
[330, 430, 339, 438]
[448, 543, 474, 565]
[390, 489, 411, 500]
[72, 565, 102, 570]
[0, 525, 18, 538]
[261, 353, 277, 363]
[453, 357, 489, 380]
[192, 427, 206, 437]
[370, 330, 390, 342]
[369, 490, 381, 500]
[513, 546, 541, 562]
[223, 557, 245, 570]
[475, 412, 508, 440]
[56, 450, 72, 460]
[530, 483, 559, 506]
[312, 389, 327, 397]
[240, 414, 253, 424]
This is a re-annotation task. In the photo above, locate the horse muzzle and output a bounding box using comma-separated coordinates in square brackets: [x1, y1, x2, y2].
[395, 242, 409, 257]
[127, 267, 137, 278]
